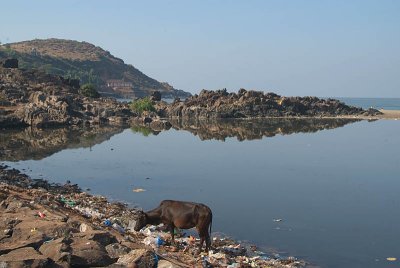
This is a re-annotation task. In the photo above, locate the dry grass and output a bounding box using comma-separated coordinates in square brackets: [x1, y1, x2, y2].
[9, 39, 106, 61]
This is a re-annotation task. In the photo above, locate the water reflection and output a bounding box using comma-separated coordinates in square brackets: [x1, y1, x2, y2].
[168, 118, 361, 141]
[0, 126, 124, 161]
[1, 118, 360, 162]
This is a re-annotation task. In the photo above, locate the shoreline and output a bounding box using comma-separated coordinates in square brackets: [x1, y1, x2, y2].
[0, 164, 306, 267]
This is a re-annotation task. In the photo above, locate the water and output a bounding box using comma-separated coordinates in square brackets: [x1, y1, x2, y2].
[2, 119, 400, 268]
[337, 97, 400, 110]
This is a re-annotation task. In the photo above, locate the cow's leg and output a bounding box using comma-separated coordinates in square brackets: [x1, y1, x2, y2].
[205, 232, 211, 252]
[169, 224, 175, 244]
[197, 227, 205, 252]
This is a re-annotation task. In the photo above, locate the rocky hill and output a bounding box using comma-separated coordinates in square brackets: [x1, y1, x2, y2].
[0, 39, 191, 99]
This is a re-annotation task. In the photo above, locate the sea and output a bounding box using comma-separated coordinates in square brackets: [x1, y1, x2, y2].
[1, 97, 399, 267]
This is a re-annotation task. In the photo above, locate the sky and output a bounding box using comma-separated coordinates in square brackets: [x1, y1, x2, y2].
[0, 0, 399, 97]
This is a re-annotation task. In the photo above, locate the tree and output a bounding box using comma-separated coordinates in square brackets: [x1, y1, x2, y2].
[80, 83, 100, 98]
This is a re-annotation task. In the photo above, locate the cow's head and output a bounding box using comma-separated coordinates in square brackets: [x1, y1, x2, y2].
[133, 210, 147, 231]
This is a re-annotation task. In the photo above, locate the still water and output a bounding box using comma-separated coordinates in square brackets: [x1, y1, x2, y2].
[2, 119, 400, 267]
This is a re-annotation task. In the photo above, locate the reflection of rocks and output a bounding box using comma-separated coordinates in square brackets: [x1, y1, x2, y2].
[163, 118, 361, 141]
[0, 126, 124, 161]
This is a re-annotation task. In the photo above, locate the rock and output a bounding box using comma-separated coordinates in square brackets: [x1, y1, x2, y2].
[106, 243, 131, 259]
[1, 58, 19, 68]
[0, 247, 49, 267]
[158, 259, 181, 268]
[150, 91, 162, 101]
[158, 89, 370, 119]
[70, 239, 114, 267]
[117, 249, 157, 268]
[72, 230, 117, 246]
[39, 237, 71, 265]
[79, 223, 93, 233]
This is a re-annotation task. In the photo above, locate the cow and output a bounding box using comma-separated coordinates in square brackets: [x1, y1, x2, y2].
[133, 200, 213, 252]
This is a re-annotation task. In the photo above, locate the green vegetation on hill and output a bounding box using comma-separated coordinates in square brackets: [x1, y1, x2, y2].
[80, 83, 100, 98]
[0, 39, 191, 98]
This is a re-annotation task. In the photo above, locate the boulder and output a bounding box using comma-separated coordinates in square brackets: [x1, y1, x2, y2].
[70, 239, 114, 267]
[1, 58, 18, 68]
[39, 237, 71, 265]
[158, 260, 181, 268]
[150, 91, 161, 101]
[106, 243, 131, 259]
[0, 247, 49, 268]
[117, 249, 157, 268]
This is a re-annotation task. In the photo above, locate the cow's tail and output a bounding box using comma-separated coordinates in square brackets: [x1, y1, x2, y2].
[209, 210, 213, 243]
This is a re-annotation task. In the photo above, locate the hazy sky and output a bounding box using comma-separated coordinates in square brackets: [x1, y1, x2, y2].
[1, 0, 399, 97]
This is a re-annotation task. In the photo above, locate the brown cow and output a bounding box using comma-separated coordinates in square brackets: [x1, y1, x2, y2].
[134, 200, 213, 252]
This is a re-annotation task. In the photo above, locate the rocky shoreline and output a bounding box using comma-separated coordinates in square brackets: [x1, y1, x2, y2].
[0, 164, 306, 267]
[0, 59, 384, 130]
[155, 89, 382, 119]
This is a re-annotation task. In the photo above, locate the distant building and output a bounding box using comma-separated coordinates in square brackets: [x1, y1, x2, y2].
[106, 80, 133, 88]
[106, 79, 134, 96]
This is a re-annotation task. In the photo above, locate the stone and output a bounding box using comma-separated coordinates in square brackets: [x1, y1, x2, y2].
[72, 230, 117, 246]
[105, 243, 131, 259]
[150, 91, 162, 101]
[1, 58, 18, 68]
[39, 237, 71, 264]
[70, 239, 114, 267]
[158, 259, 181, 268]
[0, 247, 49, 268]
[117, 249, 157, 268]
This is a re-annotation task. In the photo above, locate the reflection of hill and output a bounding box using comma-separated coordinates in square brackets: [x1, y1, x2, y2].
[0, 126, 124, 161]
[168, 118, 361, 141]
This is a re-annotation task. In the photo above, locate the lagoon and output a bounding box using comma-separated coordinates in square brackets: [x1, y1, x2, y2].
[2, 119, 400, 267]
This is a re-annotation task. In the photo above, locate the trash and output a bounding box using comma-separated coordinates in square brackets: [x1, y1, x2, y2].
[37, 211, 46, 218]
[132, 188, 146, 192]
[79, 223, 90, 232]
[208, 251, 226, 259]
[387, 257, 397, 261]
[127, 220, 137, 231]
[143, 236, 154, 246]
[103, 219, 112, 226]
[155, 236, 165, 247]
[112, 223, 125, 233]
[60, 196, 76, 206]
[188, 235, 196, 244]
[140, 227, 155, 236]
[273, 219, 282, 222]
[30, 228, 37, 233]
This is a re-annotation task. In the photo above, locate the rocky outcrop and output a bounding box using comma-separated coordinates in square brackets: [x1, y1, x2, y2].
[157, 88, 382, 119]
[0, 63, 134, 128]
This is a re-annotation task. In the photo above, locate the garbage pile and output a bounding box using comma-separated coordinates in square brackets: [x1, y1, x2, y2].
[55, 191, 306, 267]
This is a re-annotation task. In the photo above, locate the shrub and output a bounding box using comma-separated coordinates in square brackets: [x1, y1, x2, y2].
[80, 83, 100, 98]
[131, 125, 153, 137]
[130, 97, 155, 114]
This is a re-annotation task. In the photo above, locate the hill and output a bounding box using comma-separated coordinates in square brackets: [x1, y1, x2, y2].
[0, 38, 190, 99]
